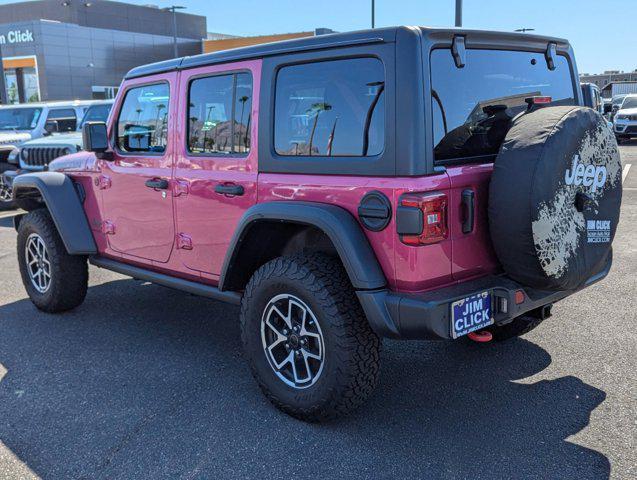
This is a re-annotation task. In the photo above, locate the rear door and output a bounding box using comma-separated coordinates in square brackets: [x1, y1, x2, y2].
[100, 76, 176, 263]
[173, 61, 259, 277]
[430, 47, 577, 281]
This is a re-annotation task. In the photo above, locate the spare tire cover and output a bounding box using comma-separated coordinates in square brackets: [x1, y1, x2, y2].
[489, 106, 622, 291]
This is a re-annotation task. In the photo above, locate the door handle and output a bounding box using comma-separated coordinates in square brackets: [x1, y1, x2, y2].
[461, 189, 475, 234]
[145, 178, 169, 190]
[215, 183, 244, 196]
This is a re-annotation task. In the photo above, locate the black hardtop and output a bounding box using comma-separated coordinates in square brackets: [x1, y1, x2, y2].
[124, 26, 570, 80]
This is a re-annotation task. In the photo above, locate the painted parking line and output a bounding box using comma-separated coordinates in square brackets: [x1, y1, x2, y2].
[0, 211, 21, 220]
[623, 163, 632, 184]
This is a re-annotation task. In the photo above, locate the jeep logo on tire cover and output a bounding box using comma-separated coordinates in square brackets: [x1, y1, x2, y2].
[564, 154, 607, 193]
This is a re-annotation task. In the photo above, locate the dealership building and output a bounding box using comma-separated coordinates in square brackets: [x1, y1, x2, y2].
[0, 0, 206, 103]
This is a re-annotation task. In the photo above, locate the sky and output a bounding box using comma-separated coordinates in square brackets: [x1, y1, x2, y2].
[4, 0, 636, 74]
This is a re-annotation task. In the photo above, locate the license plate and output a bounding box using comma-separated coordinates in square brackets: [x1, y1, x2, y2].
[451, 291, 494, 339]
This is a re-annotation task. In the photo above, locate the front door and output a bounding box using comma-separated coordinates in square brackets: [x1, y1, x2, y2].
[173, 62, 260, 276]
[100, 77, 176, 263]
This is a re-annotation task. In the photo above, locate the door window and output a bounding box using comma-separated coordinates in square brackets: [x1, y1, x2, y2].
[47, 108, 77, 132]
[116, 83, 170, 153]
[274, 57, 385, 157]
[187, 72, 253, 155]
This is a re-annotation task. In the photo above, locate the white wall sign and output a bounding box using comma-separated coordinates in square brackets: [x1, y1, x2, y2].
[0, 29, 35, 45]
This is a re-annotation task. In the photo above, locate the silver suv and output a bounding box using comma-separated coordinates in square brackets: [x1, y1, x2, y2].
[17, 101, 113, 171]
[0, 100, 113, 209]
[613, 94, 637, 143]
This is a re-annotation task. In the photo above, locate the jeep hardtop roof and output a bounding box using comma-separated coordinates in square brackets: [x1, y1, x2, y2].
[125, 26, 571, 80]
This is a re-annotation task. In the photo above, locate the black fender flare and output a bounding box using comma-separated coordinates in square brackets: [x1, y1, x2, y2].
[219, 201, 387, 291]
[12, 172, 97, 255]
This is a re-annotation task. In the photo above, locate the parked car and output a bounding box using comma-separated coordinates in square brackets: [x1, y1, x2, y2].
[581, 83, 614, 130]
[610, 94, 628, 121]
[0, 100, 108, 210]
[10, 27, 622, 421]
[613, 93, 637, 142]
[581, 82, 603, 114]
[0, 101, 113, 209]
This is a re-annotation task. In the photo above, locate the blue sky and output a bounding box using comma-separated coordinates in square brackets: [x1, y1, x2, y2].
[5, 0, 636, 73]
[141, 0, 636, 74]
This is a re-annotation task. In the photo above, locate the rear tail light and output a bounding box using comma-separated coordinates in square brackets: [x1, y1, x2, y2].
[398, 192, 448, 245]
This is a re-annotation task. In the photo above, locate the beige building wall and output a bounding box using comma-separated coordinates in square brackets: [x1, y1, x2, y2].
[203, 32, 314, 53]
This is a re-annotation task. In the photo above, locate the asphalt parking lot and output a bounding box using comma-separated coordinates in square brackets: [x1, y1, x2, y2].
[0, 146, 635, 480]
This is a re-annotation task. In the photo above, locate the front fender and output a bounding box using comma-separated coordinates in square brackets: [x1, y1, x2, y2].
[12, 172, 97, 255]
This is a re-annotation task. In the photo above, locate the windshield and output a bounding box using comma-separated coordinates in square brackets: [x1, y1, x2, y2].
[79, 104, 112, 129]
[0, 107, 42, 131]
[612, 95, 626, 106]
[620, 96, 637, 110]
[430, 49, 575, 162]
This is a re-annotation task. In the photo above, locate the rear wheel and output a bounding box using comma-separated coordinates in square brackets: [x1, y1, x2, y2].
[0, 163, 16, 211]
[240, 253, 381, 422]
[17, 209, 88, 312]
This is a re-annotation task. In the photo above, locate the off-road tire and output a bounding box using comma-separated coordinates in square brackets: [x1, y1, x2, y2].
[487, 315, 544, 342]
[240, 252, 381, 422]
[0, 162, 16, 211]
[17, 209, 88, 312]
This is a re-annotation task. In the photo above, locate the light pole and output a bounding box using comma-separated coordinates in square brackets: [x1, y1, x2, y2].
[0, 42, 7, 104]
[455, 0, 462, 27]
[371, 0, 375, 28]
[163, 5, 186, 58]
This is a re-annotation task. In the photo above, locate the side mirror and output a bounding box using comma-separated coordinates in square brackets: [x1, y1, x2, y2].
[82, 121, 109, 153]
[604, 103, 612, 114]
[44, 120, 59, 135]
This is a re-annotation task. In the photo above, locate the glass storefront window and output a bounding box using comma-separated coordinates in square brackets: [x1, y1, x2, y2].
[3, 64, 40, 104]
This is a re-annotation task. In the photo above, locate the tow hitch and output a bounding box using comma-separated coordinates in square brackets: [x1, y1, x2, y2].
[467, 330, 493, 343]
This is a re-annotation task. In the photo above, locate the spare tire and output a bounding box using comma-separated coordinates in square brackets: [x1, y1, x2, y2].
[489, 106, 622, 291]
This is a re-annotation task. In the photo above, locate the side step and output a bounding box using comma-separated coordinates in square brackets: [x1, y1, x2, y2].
[89, 256, 242, 305]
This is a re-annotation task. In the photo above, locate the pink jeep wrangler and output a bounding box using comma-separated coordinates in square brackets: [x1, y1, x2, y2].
[11, 27, 622, 421]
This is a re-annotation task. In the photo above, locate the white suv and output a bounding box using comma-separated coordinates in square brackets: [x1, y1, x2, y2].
[614, 94, 637, 143]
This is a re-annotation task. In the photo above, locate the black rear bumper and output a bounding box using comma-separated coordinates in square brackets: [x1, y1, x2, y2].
[357, 258, 612, 340]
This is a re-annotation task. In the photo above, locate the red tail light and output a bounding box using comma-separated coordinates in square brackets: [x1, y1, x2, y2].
[399, 192, 448, 245]
[525, 96, 552, 106]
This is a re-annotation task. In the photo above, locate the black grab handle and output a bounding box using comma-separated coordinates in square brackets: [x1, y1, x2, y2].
[145, 178, 169, 190]
[461, 189, 475, 234]
[215, 183, 244, 196]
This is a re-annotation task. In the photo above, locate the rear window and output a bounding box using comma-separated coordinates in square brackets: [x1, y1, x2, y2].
[431, 49, 575, 163]
[47, 108, 77, 132]
[274, 57, 385, 157]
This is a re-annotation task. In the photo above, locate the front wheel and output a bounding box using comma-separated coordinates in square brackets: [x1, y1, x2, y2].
[0, 163, 16, 211]
[17, 209, 88, 312]
[240, 253, 381, 422]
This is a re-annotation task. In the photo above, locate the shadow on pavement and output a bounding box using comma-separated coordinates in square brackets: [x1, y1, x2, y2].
[0, 215, 17, 228]
[0, 278, 609, 479]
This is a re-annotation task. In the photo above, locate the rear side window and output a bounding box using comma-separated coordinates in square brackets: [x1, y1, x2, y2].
[431, 49, 575, 163]
[47, 108, 77, 132]
[116, 83, 170, 154]
[187, 72, 253, 155]
[274, 57, 384, 157]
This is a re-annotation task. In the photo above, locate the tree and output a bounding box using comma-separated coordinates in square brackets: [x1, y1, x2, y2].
[306, 102, 332, 156]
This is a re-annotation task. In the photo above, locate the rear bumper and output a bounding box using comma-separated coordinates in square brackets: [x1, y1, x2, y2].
[357, 257, 612, 340]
